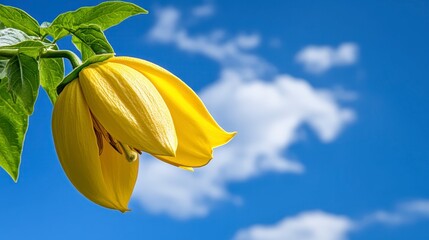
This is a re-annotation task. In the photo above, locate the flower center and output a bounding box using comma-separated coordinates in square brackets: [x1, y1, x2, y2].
[91, 113, 140, 162]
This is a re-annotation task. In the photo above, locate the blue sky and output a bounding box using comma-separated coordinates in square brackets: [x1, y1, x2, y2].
[0, 0, 429, 239]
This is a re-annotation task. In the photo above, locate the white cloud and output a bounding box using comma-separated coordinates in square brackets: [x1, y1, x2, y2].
[133, 69, 354, 219]
[202, 71, 355, 146]
[147, 7, 272, 76]
[233, 200, 429, 240]
[147, 7, 180, 43]
[234, 211, 353, 240]
[132, 6, 355, 219]
[402, 199, 429, 215]
[362, 199, 429, 226]
[295, 43, 359, 74]
[234, 34, 261, 49]
[192, 3, 215, 18]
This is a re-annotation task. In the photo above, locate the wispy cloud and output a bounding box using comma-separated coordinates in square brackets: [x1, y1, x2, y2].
[147, 7, 179, 43]
[362, 199, 429, 226]
[295, 43, 359, 74]
[192, 3, 215, 18]
[132, 6, 355, 219]
[147, 6, 272, 76]
[234, 200, 429, 240]
[234, 211, 353, 240]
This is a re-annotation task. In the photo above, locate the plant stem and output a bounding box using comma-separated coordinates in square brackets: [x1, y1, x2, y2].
[41, 49, 82, 68]
[0, 49, 19, 58]
[0, 49, 82, 69]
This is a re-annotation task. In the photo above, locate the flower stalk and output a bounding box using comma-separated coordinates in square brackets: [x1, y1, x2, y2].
[0, 49, 82, 69]
[41, 49, 82, 68]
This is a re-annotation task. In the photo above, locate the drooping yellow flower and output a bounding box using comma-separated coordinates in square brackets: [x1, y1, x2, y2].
[52, 56, 235, 212]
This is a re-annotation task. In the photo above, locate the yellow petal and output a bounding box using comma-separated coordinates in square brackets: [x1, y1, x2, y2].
[78, 62, 177, 156]
[99, 138, 139, 212]
[108, 57, 236, 167]
[52, 80, 122, 210]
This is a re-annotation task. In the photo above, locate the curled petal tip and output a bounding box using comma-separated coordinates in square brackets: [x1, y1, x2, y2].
[225, 131, 237, 144]
[179, 166, 194, 172]
[119, 208, 131, 213]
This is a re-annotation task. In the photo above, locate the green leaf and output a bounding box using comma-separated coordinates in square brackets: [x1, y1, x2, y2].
[43, 1, 147, 40]
[40, 45, 64, 103]
[57, 53, 114, 94]
[0, 31, 46, 74]
[1, 40, 49, 59]
[70, 24, 113, 60]
[0, 28, 31, 47]
[0, 81, 28, 181]
[72, 36, 94, 61]
[0, 4, 40, 36]
[6, 54, 40, 114]
[0, 59, 7, 79]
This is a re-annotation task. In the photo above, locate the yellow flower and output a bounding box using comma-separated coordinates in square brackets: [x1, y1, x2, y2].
[52, 57, 235, 212]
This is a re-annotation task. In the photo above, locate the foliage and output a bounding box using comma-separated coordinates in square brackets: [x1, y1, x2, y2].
[0, 1, 147, 181]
